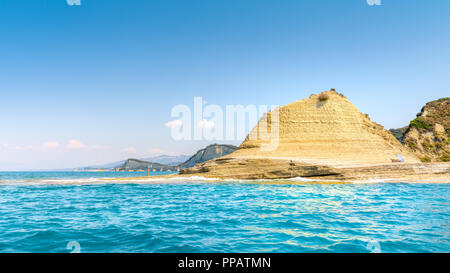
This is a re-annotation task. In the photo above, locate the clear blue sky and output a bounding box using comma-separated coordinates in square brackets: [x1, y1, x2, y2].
[0, 0, 449, 170]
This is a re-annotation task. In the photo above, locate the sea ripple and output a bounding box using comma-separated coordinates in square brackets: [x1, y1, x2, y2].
[0, 180, 449, 253]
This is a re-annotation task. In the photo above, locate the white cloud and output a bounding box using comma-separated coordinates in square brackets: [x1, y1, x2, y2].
[123, 147, 137, 153]
[165, 119, 182, 128]
[197, 119, 215, 129]
[43, 142, 60, 148]
[67, 139, 86, 149]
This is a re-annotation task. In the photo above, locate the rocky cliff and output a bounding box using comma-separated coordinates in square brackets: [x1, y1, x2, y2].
[117, 159, 174, 171]
[403, 98, 450, 162]
[178, 144, 238, 169]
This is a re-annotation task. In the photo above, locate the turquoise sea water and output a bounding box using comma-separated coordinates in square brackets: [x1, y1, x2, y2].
[0, 172, 448, 253]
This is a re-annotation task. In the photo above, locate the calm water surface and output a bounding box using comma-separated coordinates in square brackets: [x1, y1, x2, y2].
[0, 172, 448, 253]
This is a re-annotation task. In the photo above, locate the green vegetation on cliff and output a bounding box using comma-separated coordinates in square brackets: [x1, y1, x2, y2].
[409, 117, 432, 130]
[389, 127, 408, 143]
[401, 97, 450, 162]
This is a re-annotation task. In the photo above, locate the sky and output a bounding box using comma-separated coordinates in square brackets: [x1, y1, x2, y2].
[0, 0, 449, 170]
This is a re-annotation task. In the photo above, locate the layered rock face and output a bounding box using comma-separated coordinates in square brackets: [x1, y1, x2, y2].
[403, 98, 450, 162]
[230, 90, 419, 165]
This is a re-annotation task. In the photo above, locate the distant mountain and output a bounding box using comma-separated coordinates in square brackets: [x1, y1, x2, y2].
[116, 145, 237, 171]
[75, 160, 125, 171]
[64, 147, 236, 172]
[117, 159, 175, 172]
[72, 160, 124, 171]
[72, 154, 189, 171]
[178, 144, 238, 169]
[140, 155, 190, 166]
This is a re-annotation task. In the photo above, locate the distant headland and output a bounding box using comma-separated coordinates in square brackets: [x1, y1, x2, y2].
[73, 145, 238, 173]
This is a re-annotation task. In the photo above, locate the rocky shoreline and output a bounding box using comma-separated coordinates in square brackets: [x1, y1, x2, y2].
[176, 157, 449, 182]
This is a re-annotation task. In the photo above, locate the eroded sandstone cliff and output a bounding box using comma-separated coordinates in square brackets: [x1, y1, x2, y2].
[231, 89, 419, 165]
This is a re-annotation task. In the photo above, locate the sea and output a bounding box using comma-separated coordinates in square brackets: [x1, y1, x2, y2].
[0, 171, 448, 253]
